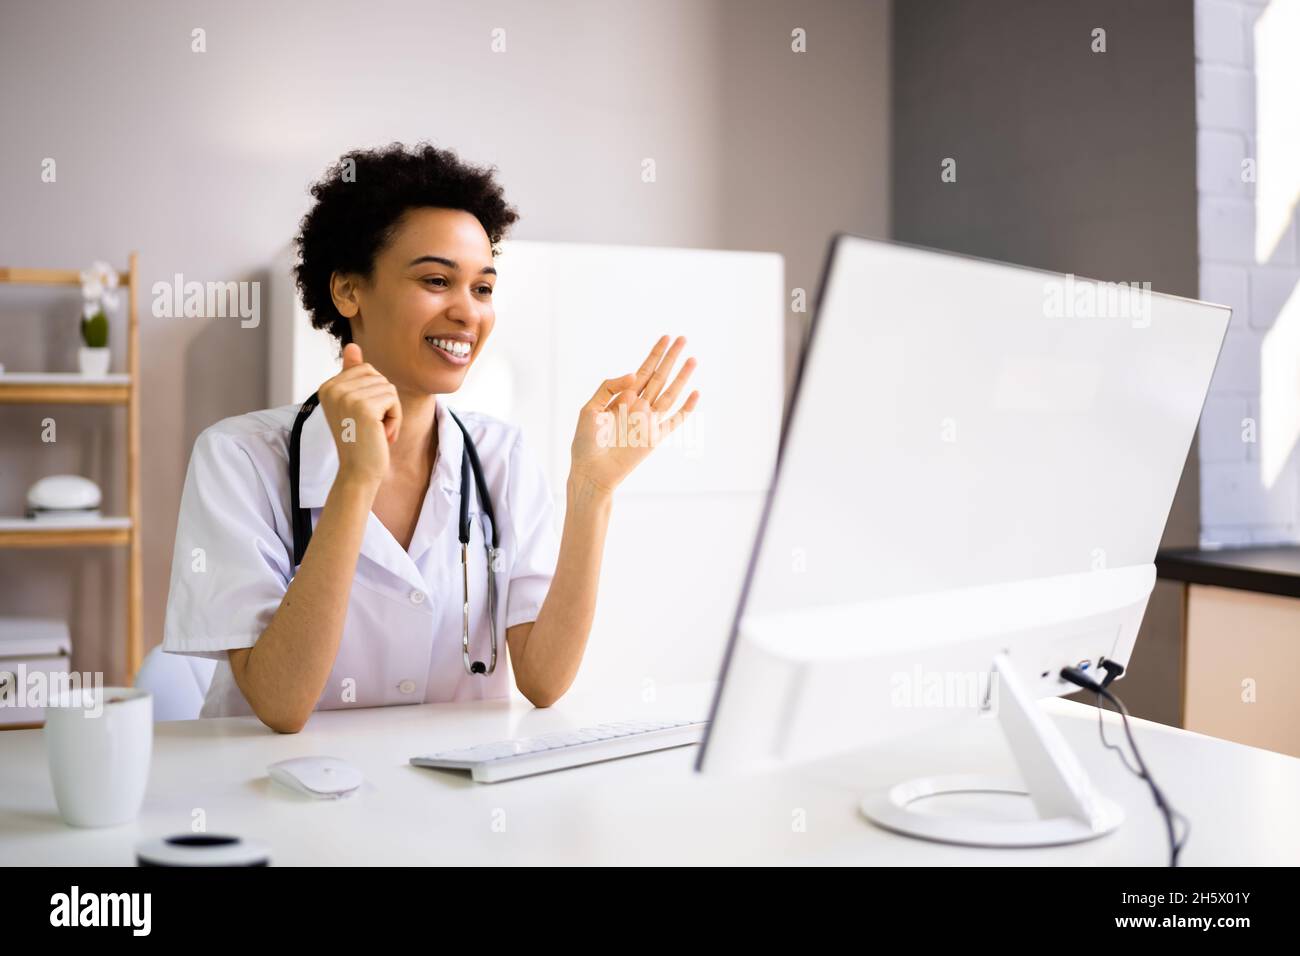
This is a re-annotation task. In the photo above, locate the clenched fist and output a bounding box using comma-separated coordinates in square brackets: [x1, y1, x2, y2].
[318, 343, 402, 488]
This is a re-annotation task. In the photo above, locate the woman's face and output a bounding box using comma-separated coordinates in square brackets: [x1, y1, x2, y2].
[338, 207, 497, 396]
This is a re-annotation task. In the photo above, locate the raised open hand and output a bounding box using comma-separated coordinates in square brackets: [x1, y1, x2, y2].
[569, 335, 700, 495]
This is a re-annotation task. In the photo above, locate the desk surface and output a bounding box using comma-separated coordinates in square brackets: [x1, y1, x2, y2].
[2, 682, 1297, 865]
[1157, 545, 1300, 599]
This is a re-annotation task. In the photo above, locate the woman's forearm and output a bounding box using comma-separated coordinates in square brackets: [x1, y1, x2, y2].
[512, 475, 614, 705]
[230, 475, 377, 732]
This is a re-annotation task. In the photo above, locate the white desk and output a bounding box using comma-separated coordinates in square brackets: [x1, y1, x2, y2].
[2, 682, 1297, 865]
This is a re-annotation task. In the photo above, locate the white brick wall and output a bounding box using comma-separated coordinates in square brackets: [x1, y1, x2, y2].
[1195, 0, 1300, 546]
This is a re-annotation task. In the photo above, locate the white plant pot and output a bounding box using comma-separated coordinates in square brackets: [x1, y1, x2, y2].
[78, 347, 111, 377]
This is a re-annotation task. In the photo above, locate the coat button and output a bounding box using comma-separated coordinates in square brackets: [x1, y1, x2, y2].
[409, 589, 426, 605]
[398, 679, 417, 694]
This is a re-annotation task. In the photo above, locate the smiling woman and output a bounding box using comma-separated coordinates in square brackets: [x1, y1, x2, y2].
[160, 142, 699, 733]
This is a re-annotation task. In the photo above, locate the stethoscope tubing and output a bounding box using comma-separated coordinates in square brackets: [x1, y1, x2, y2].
[287, 391, 501, 675]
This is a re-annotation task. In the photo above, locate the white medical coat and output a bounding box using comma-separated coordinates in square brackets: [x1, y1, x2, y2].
[161, 397, 559, 718]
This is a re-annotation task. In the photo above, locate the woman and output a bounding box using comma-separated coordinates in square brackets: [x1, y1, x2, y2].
[162, 143, 698, 732]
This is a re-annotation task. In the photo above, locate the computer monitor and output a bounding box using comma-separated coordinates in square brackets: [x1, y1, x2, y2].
[695, 235, 1230, 847]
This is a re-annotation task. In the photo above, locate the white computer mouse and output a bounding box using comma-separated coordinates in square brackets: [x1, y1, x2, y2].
[267, 756, 362, 799]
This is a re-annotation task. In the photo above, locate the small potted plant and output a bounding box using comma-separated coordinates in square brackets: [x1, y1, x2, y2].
[78, 261, 119, 377]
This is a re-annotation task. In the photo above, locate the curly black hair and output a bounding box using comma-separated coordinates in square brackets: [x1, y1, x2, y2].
[293, 142, 520, 345]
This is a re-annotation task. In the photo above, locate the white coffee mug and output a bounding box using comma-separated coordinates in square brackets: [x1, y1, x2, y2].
[44, 685, 152, 827]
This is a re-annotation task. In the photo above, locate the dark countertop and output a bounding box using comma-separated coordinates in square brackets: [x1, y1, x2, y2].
[1155, 545, 1300, 600]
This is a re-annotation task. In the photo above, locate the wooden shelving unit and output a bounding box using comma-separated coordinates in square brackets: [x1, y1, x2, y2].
[0, 255, 142, 679]
[0, 372, 131, 405]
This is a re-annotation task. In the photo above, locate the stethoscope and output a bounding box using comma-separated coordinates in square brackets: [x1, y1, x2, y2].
[288, 391, 501, 676]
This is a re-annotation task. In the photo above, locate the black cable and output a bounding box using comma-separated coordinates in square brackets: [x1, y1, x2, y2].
[1059, 663, 1190, 867]
[1098, 658, 1124, 689]
[1095, 689, 1140, 775]
[1093, 658, 1139, 774]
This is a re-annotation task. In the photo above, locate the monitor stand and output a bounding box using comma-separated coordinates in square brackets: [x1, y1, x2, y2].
[859, 652, 1124, 847]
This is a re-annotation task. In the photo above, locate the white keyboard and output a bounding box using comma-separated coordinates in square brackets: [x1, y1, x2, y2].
[410, 717, 708, 783]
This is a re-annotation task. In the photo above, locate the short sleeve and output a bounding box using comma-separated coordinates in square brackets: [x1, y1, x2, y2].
[162, 428, 292, 661]
[504, 428, 560, 628]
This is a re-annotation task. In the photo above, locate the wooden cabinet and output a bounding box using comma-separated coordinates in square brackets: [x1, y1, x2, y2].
[1158, 547, 1300, 758]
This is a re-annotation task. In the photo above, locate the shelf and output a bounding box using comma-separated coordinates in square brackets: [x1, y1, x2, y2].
[0, 254, 142, 679]
[0, 516, 132, 548]
[0, 267, 128, 286]
[0, 373, 130, 405]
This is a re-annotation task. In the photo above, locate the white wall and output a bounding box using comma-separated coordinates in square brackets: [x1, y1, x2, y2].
[0, 0, 891, 683]
[1196, 0, 1300, 544]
